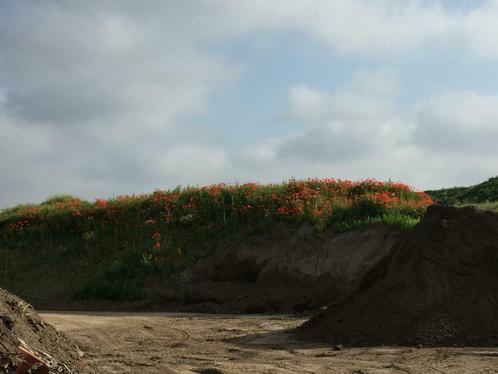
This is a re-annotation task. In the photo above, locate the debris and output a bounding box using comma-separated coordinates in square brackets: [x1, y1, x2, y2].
[0, 288, 81, 373]
[15, 345, 49, 374]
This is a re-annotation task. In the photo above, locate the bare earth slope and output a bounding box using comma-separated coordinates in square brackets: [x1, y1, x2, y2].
[180, 223, 400, 313]
[298, 205, 498, 346]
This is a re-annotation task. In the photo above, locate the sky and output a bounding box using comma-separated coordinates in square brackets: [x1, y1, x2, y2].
[1, 0, 498, 207]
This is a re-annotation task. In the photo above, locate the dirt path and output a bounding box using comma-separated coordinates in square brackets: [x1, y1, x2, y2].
[41, 312, 498, 373]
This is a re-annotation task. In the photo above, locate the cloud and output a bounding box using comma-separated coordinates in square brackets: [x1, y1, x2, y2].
[0, 3, 241, 127]
[148, 144, 229, 184]
[242, 69, 498, 190]
[279, 69, 409, 162]
[203, 0, 495, 58]
[205, 0, 498, 59]
[462, 0, 498, 58]
[293, 0, 455, 56]
[0, 1, 241, 206]
[414, 91, 498, 151]
[289, 68, 399, 123]
[288, 85, 332, 122]
[2, 1, 498, 207]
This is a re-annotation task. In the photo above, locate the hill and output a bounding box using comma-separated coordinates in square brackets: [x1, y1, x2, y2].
[0, 179, 432, 310]
[426, 176, 498, 205]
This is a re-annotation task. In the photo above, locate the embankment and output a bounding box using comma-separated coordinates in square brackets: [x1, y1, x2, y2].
[0, 179, 431, 313]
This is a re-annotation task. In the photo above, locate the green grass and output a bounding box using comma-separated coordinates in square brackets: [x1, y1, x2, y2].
[426, 176, 498, 214]
[334, 211, 420, 232]
[456, 201, 498, 213]
[426, 176, 498, 204]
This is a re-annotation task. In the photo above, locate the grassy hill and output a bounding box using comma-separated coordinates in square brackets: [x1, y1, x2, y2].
[426, 176, 498, 211]
[0, 178, 432, 305]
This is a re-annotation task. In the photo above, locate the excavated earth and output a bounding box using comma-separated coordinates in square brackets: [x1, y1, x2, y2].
[26, 223, 401, 315]
[178, 223, 401, 314]
[0, 288, 81, 373]
[298, 205, 498, 346]
[3, 205, 498, 372]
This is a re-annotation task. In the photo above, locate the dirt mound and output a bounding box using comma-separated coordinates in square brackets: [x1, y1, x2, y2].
[298, 205, 498, 346]
[180, 223, 400, 313]
[0, 288, 81, 372]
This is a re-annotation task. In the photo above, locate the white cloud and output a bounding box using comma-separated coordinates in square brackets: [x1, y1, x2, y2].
[0, 3, 241, 127]
[462, 0, 498, 59]
[0, 1, 241, 206]
[242, 69, 498, 190]
[288, 85, 332, 122]
[289, 68, 398, 123]
[202, 0, 498, 59]
[414, 91, 498, 150]
[152, 144, 229, 184]
[2, 1, 498, 207]
[349, 68, 399, 97]
[294, 0, 455, 56]
[280, 69, 409, 161]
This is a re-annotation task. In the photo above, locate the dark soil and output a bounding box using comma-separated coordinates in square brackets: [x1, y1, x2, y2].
[179, 223, 400, 314]
[298, 205, 498, 346]
[27, 223, 400, 315]
[0, 288, 81, 372]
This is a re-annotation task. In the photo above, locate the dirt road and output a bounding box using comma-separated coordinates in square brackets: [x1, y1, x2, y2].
[41, 312, 498, 373]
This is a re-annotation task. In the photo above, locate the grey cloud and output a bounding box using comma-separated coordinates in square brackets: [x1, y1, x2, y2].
[414, 91, 498, 151]
[0, 2, 239, 126]
[278, 72, 410, 163]
[1, 1, 498, 207]
[278, 121, 374, 162]
[0, 1, 239, 207]
[243, 79, 498, 189]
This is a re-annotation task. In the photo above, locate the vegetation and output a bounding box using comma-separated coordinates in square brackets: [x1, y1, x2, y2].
[41, 194, 86, 206]
[457, 201, 498, 213]
[0, 178, 432, 301]
[426, 176, 498, 205]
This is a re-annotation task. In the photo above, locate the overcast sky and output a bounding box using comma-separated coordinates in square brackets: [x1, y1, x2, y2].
[1, 0, 498, 207]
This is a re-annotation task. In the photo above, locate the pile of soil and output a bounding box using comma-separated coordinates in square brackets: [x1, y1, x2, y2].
[179, 223, 400, 313]
[0, 288, 81, 372]
[298, 205, 498, 346]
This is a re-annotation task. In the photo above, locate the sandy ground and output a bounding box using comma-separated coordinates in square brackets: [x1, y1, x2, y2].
[41, 312, 498, 374]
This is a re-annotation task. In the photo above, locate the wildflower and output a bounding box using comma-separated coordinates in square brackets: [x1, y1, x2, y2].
[95, 198, 108, 207]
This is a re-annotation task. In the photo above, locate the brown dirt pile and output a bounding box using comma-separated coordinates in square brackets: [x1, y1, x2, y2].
[298, 205, 498, 346]
[180, 223, 400, 313]
[0, 288, 81, 372]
